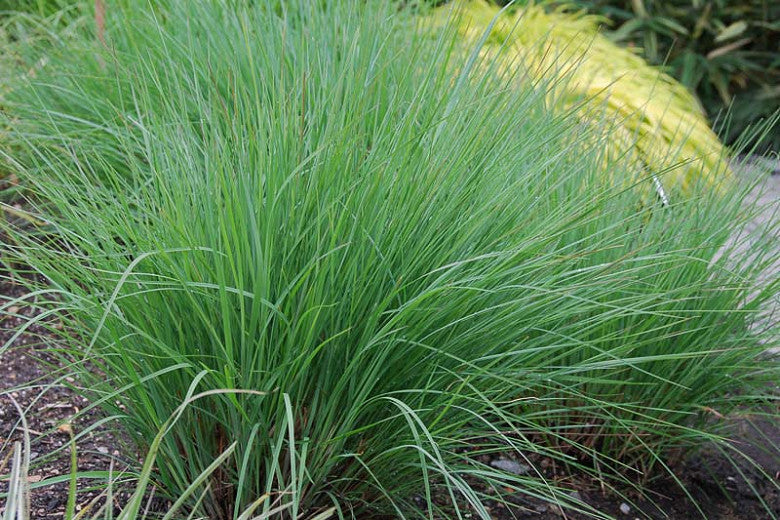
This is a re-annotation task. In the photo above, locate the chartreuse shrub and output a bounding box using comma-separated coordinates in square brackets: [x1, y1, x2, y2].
[428, 0, 733, 198]
[1, 0, 778, 518]
[452, 0, 778, 152]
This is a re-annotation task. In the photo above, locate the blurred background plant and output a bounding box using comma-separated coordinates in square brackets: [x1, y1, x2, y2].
[3, 0, 778, 155]
[1, 0, 87, 208]
[1, 0, 70, 16]
[4, 0, 780, 152]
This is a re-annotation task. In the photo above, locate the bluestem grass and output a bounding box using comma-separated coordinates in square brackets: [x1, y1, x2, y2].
[1, 0, 778, 518]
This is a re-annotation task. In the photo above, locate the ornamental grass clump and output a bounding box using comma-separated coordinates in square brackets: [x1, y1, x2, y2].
[1, 0, 778, 518]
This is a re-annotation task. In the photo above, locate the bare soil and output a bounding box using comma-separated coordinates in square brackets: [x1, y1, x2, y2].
[0, 275, 139, 518]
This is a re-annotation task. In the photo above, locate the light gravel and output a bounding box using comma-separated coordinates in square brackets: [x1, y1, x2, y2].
[735, 157, 780, 354]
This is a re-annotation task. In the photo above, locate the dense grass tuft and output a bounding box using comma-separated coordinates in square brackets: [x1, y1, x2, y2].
[1, 1, 778, 517]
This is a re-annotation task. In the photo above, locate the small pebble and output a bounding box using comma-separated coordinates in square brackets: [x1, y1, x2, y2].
[490, 458, 530, 475]
[619, 502, 631, 515]
[548, 504, 564, 516]
[568, 490, 583, 502]
[97, 446, 109, 454]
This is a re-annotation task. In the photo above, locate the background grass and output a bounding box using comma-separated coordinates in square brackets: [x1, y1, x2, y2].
[1, 0, 778, 518]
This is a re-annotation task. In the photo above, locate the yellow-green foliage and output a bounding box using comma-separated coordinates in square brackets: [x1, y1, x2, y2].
[429, 0, 731, 196]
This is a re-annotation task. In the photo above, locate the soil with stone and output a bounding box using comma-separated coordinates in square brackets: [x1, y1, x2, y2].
[456, 417, 780, 519]
[1, 167, 779, 519]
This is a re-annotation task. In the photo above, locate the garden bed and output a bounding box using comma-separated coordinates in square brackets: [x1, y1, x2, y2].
[3, 169, 778, 519]
[1, 288, 778, 518]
